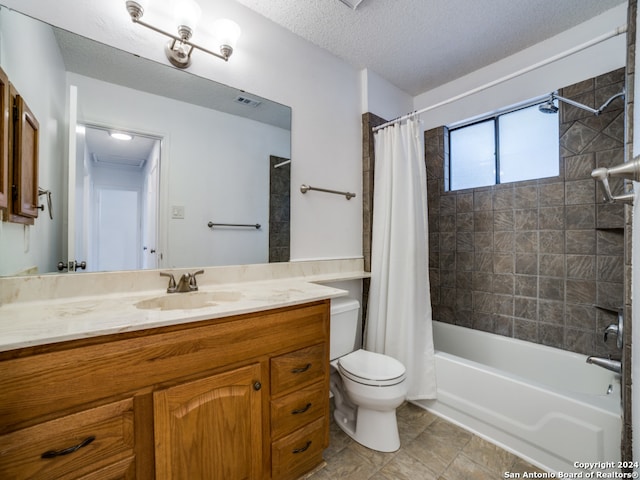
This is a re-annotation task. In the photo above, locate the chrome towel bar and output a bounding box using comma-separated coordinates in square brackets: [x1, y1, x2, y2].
[300, 184, 355, 200]
[207, 222, 261, 229]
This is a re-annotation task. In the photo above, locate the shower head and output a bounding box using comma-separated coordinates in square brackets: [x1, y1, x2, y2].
[538, 96, 559, 114]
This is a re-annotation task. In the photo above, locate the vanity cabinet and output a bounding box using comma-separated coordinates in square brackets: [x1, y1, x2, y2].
[0, 73, 40, 224]
[11, 91, 39, 221]
[0, 300, 330, 479]
[0, 67, 9, 210]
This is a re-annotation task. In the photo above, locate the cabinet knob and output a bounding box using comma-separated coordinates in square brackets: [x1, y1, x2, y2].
[253, 381, 262, 391]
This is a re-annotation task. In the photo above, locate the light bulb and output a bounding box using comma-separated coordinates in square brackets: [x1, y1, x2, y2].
[110, 132, 133, 141]
[174, 0, 201, 30]
[214, 18, 241, 50]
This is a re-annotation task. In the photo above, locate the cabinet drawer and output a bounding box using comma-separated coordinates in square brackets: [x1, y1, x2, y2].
[271, 343, 326, 395]
[0, 398, 134, 480]
[271, 417, 326, 480]
[271, 381, 327, 440]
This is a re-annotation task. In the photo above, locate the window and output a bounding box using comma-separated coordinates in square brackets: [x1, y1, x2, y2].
[448, 102, 559, 191]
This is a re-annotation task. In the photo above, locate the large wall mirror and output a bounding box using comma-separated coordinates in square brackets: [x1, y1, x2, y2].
[0, 5, 291, 276]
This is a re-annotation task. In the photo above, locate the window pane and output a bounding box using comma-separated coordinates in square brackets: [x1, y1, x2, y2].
[499, 105, 559, 184]
[450, 120, 495, 190]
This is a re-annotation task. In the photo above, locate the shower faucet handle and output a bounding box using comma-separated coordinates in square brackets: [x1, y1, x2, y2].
[591, 167, 636, 204]
[601, 308, 624, 351]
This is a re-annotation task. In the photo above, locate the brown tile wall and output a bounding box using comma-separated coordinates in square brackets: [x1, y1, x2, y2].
[268, 155, 290, 262]
[622, 0, 636, 466]
[426, 68, 626, 357]
[361, 113, 388, 336]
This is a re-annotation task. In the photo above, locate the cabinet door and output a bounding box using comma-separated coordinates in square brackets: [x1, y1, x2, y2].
[0, 67, 8, 210]
[154, 363, 263, 480]
[13, 94, 39, 218]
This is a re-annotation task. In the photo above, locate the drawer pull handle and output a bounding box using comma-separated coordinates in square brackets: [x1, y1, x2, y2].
[41, 435, 96, 459]
[291, 363, 312, 374]
[292, 440, 312, 454]
[291, 403, 312, 415]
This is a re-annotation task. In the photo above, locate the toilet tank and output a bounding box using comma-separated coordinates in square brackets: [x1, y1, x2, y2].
[330, 298, 360, 360]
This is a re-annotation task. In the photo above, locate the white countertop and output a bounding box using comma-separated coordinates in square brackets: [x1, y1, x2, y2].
[0, 278, 349, 352]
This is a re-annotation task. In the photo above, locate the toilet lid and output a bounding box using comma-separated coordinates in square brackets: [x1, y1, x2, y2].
[338, 349, 406, 386]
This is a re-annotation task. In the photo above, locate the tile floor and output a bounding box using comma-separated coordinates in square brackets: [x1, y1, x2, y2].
[311, 402, 546, 480]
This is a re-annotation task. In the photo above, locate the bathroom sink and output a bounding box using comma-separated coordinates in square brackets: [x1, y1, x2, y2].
[135, 291, 242, 311]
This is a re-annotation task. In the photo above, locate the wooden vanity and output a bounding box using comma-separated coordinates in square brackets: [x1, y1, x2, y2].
[0, 300, 330, 479]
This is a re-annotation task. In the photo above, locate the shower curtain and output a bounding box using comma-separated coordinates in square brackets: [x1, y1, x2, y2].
[366, 117, 437, 400]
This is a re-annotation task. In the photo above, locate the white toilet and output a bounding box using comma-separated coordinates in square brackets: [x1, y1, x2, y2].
[329, 298, 408, 452]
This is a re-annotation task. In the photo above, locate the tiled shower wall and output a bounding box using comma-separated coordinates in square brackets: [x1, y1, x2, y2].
[622, 0, 635, 465]
[269, 155, 290, 263]
[426, 68, 626, 356]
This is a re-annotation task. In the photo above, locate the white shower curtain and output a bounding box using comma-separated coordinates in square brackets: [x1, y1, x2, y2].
[366, 117, 437, 400]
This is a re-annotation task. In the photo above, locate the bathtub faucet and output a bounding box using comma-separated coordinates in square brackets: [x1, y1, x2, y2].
[586, 355, 621, 374]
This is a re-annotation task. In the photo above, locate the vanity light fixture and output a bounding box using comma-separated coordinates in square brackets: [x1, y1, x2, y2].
[125, 0, 241, 68]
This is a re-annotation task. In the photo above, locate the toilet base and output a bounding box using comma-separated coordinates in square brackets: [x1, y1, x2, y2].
[334, 405, 401, 453]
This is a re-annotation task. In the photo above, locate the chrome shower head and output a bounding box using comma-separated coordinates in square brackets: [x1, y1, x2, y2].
[539, 96, 559, 114]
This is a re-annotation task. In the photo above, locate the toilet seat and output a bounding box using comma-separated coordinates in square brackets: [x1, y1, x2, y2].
[338, 349, 406, 387]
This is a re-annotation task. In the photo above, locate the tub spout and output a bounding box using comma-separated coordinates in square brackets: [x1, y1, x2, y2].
[586, 355, 621, 374]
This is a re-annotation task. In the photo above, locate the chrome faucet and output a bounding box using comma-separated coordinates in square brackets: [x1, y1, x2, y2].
[160, 270, 204, 293]
[176, 273, 193, 292]
[586, 355, 622, 374]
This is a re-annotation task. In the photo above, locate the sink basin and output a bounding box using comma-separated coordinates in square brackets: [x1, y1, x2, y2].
[135, 291, 242, 311]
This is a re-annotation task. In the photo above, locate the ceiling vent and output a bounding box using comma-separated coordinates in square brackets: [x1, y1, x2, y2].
[338, 0, 365, 10]
[234, 95, 262, 108]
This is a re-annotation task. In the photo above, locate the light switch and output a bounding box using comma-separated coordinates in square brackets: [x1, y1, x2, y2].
[171, 205, 185, 219]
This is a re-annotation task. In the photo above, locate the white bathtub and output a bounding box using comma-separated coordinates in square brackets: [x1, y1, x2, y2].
[417, 321, 622, 474]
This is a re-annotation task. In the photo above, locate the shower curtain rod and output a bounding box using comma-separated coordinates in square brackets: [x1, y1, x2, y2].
[373, 24, 628, 132]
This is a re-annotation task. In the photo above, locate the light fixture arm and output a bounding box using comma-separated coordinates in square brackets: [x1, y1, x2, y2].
[125, 0, 232, 68]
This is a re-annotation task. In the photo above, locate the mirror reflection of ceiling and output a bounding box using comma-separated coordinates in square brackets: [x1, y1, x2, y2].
[53, 27, 291, 131]
[84, 127, 157, 169]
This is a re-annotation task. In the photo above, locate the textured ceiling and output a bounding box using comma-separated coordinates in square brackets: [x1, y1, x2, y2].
[234, 0, 627, 96]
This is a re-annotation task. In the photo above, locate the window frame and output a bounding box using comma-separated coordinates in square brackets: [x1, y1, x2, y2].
[446, 96, 559, 191]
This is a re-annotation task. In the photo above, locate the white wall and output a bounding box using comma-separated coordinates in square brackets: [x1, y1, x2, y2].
[360, 68, 413, 121]
[68, 72, 290, 269]
[413, 5, 627, 130]
[0, 7, 67, 275]
[3, 0, 364, 264]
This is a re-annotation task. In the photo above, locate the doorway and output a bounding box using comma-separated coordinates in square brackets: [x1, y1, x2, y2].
[73, 125, 161, 272]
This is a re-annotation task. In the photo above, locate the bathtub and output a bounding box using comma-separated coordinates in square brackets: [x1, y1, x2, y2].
[417, 321, 622, 474]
